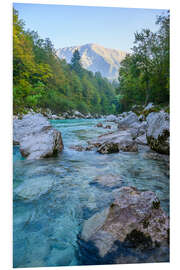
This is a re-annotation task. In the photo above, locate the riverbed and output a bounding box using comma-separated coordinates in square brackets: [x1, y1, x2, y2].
[13, 118, 169, 267]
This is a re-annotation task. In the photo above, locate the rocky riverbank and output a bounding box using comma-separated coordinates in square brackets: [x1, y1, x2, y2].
[13, 108, 104, 120]
[70, 104, 169, 164]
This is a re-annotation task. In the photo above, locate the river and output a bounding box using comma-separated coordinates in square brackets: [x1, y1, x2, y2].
[13, 118, 169, 267]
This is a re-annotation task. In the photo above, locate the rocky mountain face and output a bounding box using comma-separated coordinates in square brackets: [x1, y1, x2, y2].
[56, 43, 127, 81]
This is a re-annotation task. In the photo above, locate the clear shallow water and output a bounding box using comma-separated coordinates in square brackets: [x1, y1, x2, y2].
[13, 119, 169, 267]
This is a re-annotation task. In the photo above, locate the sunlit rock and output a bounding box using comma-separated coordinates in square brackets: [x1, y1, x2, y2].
[146, 112, 169, 154]
[78, 186, 169, 264]
[90, 130, 138, 154]
[13, 113, 63, 159]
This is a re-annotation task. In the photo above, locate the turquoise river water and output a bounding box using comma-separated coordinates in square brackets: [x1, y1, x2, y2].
[13, 119, 169, 267]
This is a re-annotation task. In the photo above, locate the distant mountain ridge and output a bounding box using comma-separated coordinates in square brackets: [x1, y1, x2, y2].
[56, 43, 127, 81]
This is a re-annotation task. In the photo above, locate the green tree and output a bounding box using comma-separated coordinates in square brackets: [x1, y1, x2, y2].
[132, 29, 157, 106]
[116, 12, 169, 112]
[71, 49, 82, 74]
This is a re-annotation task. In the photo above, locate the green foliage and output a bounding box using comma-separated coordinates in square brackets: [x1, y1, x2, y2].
[13, 9, 116, 115]
[76, 101, 89, 115]
[71, 49, 82, 75]
[116, 12, 169, 112]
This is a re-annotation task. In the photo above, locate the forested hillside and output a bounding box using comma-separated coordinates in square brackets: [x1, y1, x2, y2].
[116, 12, 169, 112]
[13, 9, 169, 116]
[13, 9, 116, 115]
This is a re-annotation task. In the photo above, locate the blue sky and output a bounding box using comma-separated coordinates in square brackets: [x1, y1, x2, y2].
[13, 3, 168, 52]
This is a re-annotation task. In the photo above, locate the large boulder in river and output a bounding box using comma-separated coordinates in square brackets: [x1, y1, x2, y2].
[117, 112, 140, 130]
[130, 121, 147, 140]
[78, 186, 169, 265]
[13, 113, 63, 160]
[90, 130, 138, 154]
[146, 112, 169, 155]
[106, 115, 117, 122]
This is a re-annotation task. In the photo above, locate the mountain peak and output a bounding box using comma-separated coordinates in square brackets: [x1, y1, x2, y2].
[56, 43, 127, 81]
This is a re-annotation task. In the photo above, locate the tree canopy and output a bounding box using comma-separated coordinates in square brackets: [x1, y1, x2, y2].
[71, 49, 82, 74]
[116, 12, 169, 112]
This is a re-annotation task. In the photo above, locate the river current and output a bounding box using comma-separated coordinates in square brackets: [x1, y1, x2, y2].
[13, 119, 169, 267]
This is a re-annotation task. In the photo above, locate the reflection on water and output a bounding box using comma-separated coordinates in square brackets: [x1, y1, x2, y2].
[13, 119, 169, 267]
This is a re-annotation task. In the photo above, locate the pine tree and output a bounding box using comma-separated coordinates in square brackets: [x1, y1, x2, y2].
[71, 49, 82, 74]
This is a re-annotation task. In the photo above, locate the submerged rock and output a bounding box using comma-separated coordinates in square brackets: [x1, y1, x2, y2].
[13, 113, 63, 160]
[96, 122, 103, 128]
[15, 176, 54, 201]
[146, 112, 169, 155]
[78, 186, 169, 264]
[46, 247, 75, 267]
[92, 174, 123, 189]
